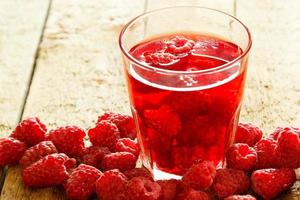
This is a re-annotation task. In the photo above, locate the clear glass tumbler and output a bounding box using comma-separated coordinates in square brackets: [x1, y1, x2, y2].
[119, 6, 251, 180]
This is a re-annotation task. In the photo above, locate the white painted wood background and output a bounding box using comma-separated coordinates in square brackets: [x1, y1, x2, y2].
[0, 0, 299, 199]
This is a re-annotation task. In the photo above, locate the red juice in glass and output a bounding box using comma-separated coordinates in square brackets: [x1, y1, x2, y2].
[119, 7, 251, 180]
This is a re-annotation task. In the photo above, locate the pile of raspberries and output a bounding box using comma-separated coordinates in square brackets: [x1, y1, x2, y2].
[0, 113, 299, 200]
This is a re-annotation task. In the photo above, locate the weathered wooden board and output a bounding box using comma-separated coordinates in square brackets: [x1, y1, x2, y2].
[238, 0, 300, 134]
[147, 0, 234, 12]
[0, 0, 50, 136]
[1, 0, 299, 199]
[0, 0, 145, 199]
[0, 0, 50, 195]
[237, 1, 300, 197]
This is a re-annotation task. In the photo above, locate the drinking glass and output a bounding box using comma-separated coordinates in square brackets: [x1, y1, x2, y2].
[119, 6, 251, 180]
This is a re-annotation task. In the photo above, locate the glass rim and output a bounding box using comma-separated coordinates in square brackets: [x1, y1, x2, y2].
[119, 6, 252, 75]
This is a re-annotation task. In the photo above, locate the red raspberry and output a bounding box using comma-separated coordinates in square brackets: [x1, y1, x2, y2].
[46, 126, 85, 158]
[124, 167, 153, 180]
[224, 195, 256, 200]
[180, 116, 218, 146]
[98, 112, 136, 139]
[182, 161, 216, 190]
[0, 137, 27, 167]
[114, 138, 140, 157]
[171, 146, 205, 173]
[226, 143, 257, 172]
[212, 169, 250, 199]
[234, 123, 263, 147]
[65, 164, 102, 200]
[80, 146, 110, 169]
[22, 153, 76, 187]
[88, 120, 120, 149]
[251, 168, 296, 199]
[95, 169, 128, 200]
[10, 117, 47, 146]
[19, 141, 57, 168]
[165, 36, 195, 55]
[167, 92, 209, 120]
[143, 51, 178, 66]
[143, 105, 181, 137]
[254, 138, 278, 169]
[176, 189, 210, 200]
[275, 128, 300, 168]
[157, 179, 182, 200]
[127, 176, 161, 200]
[269, 126, 300, 140]
[102, 152, 137, 172]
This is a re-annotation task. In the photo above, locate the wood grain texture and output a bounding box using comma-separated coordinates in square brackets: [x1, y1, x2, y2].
[238, 0, 300, 134]
[1, 0, 145, 199]
[237, 1, 300, 197]
[0, 0, 50, 136]
[1, 167, 66, 200]
[20, 0, 145, 130]
[147, 0, 234, 12]
[1, 0, 300, 199]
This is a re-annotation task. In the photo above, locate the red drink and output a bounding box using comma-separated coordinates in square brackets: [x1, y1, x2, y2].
[126, 33, 247, 177]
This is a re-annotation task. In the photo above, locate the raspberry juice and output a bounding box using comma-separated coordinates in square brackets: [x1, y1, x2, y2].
[125, 33, 247, 179]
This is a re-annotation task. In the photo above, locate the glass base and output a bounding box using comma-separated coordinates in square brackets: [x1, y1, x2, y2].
[152, 164, 182, 181]
[144, 161, 225, 181]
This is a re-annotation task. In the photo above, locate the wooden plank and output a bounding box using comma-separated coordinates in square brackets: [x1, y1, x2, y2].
[0, 0, 50, 136]
[145, 0, 235, 40]
[20, 0, 146, 129]
[147, 0, 234, 12]
[237, 0, 300, 133]
[0, 0, 145, 199]
[0, 0, 50, 195]
[237, 1, 300, 198]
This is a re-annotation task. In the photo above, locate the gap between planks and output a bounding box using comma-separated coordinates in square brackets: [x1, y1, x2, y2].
[18, 0, 53, 123]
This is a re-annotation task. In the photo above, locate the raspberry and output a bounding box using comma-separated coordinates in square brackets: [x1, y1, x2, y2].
[176, 189, 210, 200]
[226, 143, 257, 171]
[182, 161, 216, 190]
[80, 146, 110, 169]
[143, 51, 178, 66]
[167, 92, 209, 120]
[171, 146, 205, 173]
[65, 164, 102, 200]
[88, 120, 120, 149]
[22, 153, 76, 187]
[95, 169, 128, 200]
[114, 138, 140, 157]
[46, 126, 86, 158]
[19, 141, 57, 168]
[234, 123, 263, 147]
[180, 116, 218, 146]
[10, 117, 47, 146]
[0, 137, 27, 167]
[275, 128, 300, 168]
[165, 36, 195, 55]
[157, 179, 182, 200]
[143, 105, 181, 137]
[212, 169, 250, 199]
[224, 195, 256, 200]
[98, 112, 136, 139]
[102, 152, 137, 172]
[127, 176, 161, 200]
[269, 126, 300, 140]
[146, 127, 172, 156]
[251, 168, 296, 199]
[124, 167, 153, 180]
[254, 138, 278, 169]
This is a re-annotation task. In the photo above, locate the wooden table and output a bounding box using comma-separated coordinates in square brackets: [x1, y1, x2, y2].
[0, 0, 299, 199]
